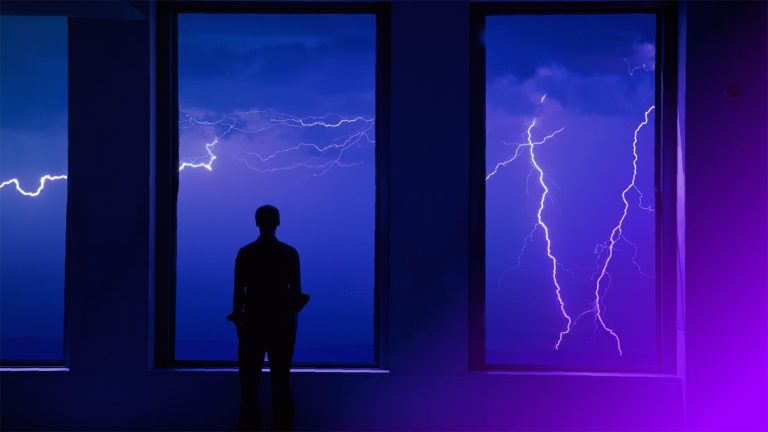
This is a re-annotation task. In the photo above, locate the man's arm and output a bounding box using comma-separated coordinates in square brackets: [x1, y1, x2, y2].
[229, 250, 245, 325]
[290, 249, 301, 293]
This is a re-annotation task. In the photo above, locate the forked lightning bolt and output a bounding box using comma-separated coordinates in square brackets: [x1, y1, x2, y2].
[591, 105, 655, 355]
[486, 125, 564, 181]
[525, 119, 574, 350]
[487, 100, 655, 354]
[486, 112, 572, 349]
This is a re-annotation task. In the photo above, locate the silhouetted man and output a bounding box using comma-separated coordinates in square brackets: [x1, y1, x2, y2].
[229, 205, 300, 431]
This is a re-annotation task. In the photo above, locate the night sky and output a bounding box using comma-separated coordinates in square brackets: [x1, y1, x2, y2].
[485, 14, 657, 370]
[0, 16, 67, 361]
[176, 14, 376, 363]
[1, 13, 657, 370]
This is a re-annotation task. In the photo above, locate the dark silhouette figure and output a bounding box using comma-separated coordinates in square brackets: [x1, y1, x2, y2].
[228, 205, 301, 431]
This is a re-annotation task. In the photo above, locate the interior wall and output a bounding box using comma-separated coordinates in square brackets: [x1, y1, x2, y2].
[683, 1, 768, 430]
[1, 1, 766, 430]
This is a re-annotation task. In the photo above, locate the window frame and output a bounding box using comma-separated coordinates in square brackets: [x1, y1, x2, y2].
[468, 2, 679, 374]
[155, 1, 390, 369]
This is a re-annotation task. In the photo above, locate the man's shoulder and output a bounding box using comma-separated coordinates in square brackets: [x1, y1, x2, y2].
[237, 240, 260, 255]
[238, 239, 297, 255]
[275, 240, 299, 256]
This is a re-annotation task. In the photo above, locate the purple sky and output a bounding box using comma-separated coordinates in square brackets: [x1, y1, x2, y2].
[485, 14, 658, 371]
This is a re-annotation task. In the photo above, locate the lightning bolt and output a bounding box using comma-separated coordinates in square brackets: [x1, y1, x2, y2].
[486, 126, 564, 181]
[590, 105, 655, 356]
[236, 118, 374, 177]
[620, 234, 654, 279]
[2, 109, 374, 198]
[0, 175, 67, 197]
[524, 119, 574, 350]
[488, 94, 655, 354]
[179, 136, 220, 172]
[180, 109, 374, 176]
[486, 109, 572, 349]
[624, 58, 652, 76]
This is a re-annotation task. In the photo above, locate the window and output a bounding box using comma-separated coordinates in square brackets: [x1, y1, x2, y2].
[164, 11, 379, 365]
[480, 13, 665, 371]
[0, 16, 68, 363]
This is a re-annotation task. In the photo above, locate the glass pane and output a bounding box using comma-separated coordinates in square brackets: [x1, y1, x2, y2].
[176, 14, 376, 363]
[0, 16, 68, 362]
[485, 15, 657, 370]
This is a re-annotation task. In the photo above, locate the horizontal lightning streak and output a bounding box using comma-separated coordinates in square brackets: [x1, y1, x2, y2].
[3, 111, 374, 198]
[624, 58, 652, 76]
[0, 175, 68, 197]
[183, 111, 373, 176]
[280, 115, 371, 128]
[179, 137, 220, 172]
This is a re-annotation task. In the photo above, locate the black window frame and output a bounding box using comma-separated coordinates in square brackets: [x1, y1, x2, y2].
[155, 1, 390, 369]
[468, 1, 679, 374]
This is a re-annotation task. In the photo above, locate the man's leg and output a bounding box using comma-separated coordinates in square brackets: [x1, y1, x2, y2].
[239, 334, 266, 431]
[268, 321, 296, 431]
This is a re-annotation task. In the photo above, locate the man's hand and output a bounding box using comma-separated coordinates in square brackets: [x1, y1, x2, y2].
[227, 313, 244, 338]
[226, 313, 243, 326]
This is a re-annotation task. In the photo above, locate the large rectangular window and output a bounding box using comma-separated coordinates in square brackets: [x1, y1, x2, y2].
[174, 13, 376, 364]
[0, 16, 68, 363]
[484, 14, 659, 371]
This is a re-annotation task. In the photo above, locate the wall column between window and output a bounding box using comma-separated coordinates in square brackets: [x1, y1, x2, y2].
[388, 1, 471, 375]
[66, 16, 151, 372]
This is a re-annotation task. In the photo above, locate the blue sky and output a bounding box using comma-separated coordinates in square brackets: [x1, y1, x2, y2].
[0, 13, 657, 370]
[0, 16, 68, 361]
[176, 14, 376, 363]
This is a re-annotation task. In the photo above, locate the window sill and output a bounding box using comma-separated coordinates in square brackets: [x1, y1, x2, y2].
[0, 366, 69, 373]
[158, 367, 389, 374]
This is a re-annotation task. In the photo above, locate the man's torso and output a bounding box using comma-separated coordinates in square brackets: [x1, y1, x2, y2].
[236, 237, 298, 325]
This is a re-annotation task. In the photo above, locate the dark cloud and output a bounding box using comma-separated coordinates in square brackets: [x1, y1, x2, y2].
[486, 14, 656, 81]
[486, 15, 656, 118]
[179, 14, 375, 116]
[0, 16, 67, 130]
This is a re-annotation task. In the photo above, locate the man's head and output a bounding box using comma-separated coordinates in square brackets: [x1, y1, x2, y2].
[255, 205, 280, 233]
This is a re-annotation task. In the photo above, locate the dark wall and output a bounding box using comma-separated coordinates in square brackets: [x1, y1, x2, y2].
[1, 1, 766, 430]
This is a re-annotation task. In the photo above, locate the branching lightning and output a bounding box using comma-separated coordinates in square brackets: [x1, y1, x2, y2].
[591, 105, 655, 355]
[485, 98, 572, 349]
[179, 109, 374, 176]
[2, 109, 374, 198]
[487, 89, 655, 354]
[524, 119, 574, 349]
[486, 125, 564, 181]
